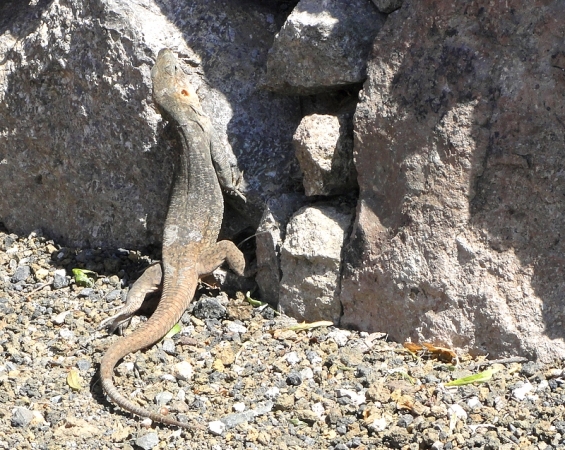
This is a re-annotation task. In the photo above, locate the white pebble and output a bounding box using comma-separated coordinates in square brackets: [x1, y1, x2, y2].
[208, 420, 226, 436]
[369, 416, 387, 432]
[155, 391, 173, 406]
[233, 402, 246, 412]
[300, 367, 314, 380]
[327, 330, 351, 347]
[311, 402, 325, 419]
[264, 387, 280, 400]
[172, 361, 194, 381]
[161, 339, 176, 354]
[447, 404, 467, 421]
[285, 352, 301, 365]
[225, 321, 247, 334]
[467, 396, 481, 409]
[512, 382, 533, 401]
[335, 389, 366, 406]
[53, 311, 70, 325]
[59, 328, 75, 340]
[536, 380, 549, 392]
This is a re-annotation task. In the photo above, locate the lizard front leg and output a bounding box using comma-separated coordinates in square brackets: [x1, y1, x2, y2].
[209, 127, 246, 201]
[99, 262, 163, 334]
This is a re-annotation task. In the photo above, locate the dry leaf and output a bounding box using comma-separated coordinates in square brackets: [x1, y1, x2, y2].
[67, 368, 83, 391]
[403, 341, 457, 362]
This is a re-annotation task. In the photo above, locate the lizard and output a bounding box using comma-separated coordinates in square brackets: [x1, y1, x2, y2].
[99, 48, 246, 429]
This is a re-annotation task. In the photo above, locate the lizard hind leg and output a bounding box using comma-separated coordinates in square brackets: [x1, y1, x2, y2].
[197, 240, 245, 277]
[98, 262, 163, 334]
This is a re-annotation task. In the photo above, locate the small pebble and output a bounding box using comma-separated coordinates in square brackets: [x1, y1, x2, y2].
[172, 361, 194, 381]
[53, 269, 69, 289]
[11, 407, 34, 427]
[327, 330, 351, 347]
[264, 386, 280, 400]
[233, 402, 246, 412]
[79, 288, 93, 297]
[155, 391, 173, 406]
[161, 339, 176, 354]
[208, 420, 226, 436]
[12, 265, 30, 283]
[285, 351, 300, 365]
[513, 382, 533, 401]
[135, 432, 159, 450]
[225, 321, 247, 334]
[286, 372, 302, 386]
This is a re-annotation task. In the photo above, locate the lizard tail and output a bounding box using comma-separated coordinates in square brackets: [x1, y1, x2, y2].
[100, 277, 199, 430]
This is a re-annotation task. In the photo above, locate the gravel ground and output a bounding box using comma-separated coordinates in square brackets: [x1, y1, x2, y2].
[1, 228, 565, 450]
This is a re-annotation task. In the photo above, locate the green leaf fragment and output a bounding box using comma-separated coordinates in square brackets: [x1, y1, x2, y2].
[445, 367, 500, 386]
[164, 323, 182, 339]
[244, 291, 265, 307]
[289, 418, 307, 427]
[72, 268, 97, 287]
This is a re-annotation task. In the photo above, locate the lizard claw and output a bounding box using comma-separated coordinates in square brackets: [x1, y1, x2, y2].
[98, 311, 133, 335]
[228, 170, 246, 202]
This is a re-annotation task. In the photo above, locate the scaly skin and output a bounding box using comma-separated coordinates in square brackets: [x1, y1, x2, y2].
[99, 49, 245, 429]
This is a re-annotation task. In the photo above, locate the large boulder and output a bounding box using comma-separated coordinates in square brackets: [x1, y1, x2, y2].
[340, 0, 565, 362]
[0, 0, 301, 248]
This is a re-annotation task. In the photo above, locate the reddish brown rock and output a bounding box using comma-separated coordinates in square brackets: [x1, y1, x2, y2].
[340, 0, 565, 362]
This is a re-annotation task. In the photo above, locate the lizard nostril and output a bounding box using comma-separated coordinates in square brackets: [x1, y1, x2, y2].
[181, 89, 189, 96]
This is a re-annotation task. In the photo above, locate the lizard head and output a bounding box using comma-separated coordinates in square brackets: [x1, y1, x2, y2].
[151, 48, 200, 115]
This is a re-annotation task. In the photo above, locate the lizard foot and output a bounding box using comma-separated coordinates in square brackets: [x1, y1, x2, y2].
[99, 263, 163, 334]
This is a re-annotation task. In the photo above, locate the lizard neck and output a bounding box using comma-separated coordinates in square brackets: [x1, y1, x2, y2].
[163, 115, 224, 250]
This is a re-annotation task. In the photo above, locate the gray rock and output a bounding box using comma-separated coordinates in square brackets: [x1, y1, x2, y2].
[255, 193, 308, 305]
[11, 407, 34, 427]
[52, 269, 68, 289]
[372, 0, 403, 13]
[192, 296, 227, 320]
[105, 289, 122, 302]
[219, 401, 273, 429]
[340, 0, 565, 362]
[12, 265, 30, 283]
[3, 235, 16, 250]
[135, 432, 159, 450]
[0, 298, 14, 315]
[264, 0, 386, 94]
[76, 359, 91, 371]
[279, 205, 352, 324]
[78, 288, 93, 298]
[293, 113, 357, 196]
[0, 0, 301, 248]
[154, 391, 173, 407]
[161, 339, 176, 355]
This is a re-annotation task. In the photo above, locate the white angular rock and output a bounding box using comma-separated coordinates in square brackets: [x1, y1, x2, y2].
[279, 205, 352, 324]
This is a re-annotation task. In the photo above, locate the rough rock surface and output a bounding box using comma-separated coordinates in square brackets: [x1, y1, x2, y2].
[0, 0, 301, 248]
[371, 0, 403, 14]
[263, 0, 386, 94]
[340, 0, 565, 362]
[293, 113, 357, 196]
[255, 193, 308, 305]
[279, 205, 352, 324]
